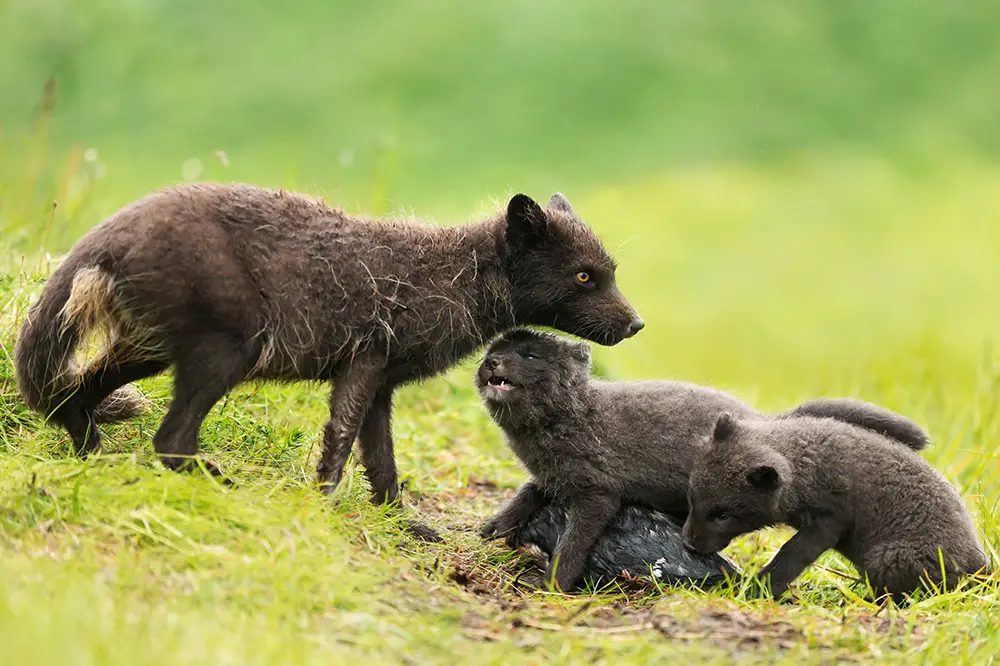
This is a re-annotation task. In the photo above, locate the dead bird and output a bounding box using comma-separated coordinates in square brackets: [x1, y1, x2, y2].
[510, 501, 740, 589]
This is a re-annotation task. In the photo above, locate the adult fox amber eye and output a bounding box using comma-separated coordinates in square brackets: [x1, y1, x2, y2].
[575, 271, 591, 284]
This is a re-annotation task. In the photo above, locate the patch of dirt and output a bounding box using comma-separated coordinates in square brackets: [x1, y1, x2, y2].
[651, 608, 802, 649]
[455, 601, 809, 652]
[409, 474, 515, 532]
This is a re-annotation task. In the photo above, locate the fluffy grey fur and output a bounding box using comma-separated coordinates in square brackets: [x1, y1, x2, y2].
[682, 412, 991, 600]
[474, 327, 932, 591]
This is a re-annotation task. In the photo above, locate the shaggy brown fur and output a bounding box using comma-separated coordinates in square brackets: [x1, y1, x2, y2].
[14, 184, 643, 541]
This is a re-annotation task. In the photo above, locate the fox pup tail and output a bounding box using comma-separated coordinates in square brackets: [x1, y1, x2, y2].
[783, 397, 929, 451]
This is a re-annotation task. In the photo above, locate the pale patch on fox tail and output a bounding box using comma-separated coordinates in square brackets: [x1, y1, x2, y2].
[15, 262, 152, 425]
[59, 266, 119, 338]
[93, 384, 152, 423]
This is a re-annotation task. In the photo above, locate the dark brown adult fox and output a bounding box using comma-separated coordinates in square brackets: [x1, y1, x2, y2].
[14, 183, 644, 541]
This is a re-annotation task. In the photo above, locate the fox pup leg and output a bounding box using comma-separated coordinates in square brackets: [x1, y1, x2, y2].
[356, 387, 443, 543]
[547, 491, 620, 592]
[153, 332, 260, 480]
[861, 540, 979, 600]
[316, 354, 386, 496]
[480, 481, 551, 543]
[756, 519, 842, 599]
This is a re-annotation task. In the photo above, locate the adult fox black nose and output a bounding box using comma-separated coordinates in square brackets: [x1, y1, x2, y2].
[628, 317, 645, 336]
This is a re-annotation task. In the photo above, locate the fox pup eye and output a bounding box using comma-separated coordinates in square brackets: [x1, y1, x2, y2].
[524, 352, 537, 360]
[575, 271, 591, 284]
[709, 509, 731, 522]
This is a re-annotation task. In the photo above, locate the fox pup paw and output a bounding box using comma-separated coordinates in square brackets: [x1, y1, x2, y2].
[479, 515, 519, 541]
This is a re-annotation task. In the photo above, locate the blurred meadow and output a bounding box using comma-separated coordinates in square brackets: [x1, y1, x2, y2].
[2, 0, 1000, 663]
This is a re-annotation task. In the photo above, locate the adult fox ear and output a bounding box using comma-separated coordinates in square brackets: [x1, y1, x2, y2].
[506, 194, 548, 247]
[746, 465, 782, 491]
[547, 192, 574, 214]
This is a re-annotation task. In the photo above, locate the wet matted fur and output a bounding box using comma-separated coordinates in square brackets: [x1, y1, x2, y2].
[14, 184, 644, 541]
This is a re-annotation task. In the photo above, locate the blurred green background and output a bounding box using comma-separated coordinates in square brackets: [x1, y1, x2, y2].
[2, 0, 999, 478]
[4, 0, 1000, 216]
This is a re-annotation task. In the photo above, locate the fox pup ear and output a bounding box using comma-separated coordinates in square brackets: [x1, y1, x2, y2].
[571, 341, 592, 366]
[711, 412, 736, 445]
[506, 194, 548, 247]
[746, 465, 782, 491]
[547, 192, 574, 214]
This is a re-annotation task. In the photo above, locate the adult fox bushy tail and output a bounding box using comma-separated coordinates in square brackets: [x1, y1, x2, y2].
[15, 257, 150, 446]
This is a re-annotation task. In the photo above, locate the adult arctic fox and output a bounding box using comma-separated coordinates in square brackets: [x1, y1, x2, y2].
[15, 184, 644, 540]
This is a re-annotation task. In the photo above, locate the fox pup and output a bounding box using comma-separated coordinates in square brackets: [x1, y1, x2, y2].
[682, 412, 990, 600]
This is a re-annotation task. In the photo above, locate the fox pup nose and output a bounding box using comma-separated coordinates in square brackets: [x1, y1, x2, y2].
[485, 357, 501, 370]
[627, 317, 646, 336]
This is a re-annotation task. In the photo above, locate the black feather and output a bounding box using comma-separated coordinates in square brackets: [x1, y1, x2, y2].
[509, 502, 740, 589]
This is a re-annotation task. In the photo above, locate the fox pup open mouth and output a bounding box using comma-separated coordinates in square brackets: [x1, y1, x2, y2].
[476, 354, 524, 401]
[481, 370, 518, 399]
[487, 375, 514, 390]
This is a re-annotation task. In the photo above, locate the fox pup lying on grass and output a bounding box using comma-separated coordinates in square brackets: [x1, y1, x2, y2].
[682, 412, 990, 600]
[14, 184, 644, 541]
[475, 328, 931, 591]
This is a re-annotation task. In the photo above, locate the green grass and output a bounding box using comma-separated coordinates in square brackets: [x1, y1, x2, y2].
[4, 0, 1000, 661]
[2, 155, 1000, 664]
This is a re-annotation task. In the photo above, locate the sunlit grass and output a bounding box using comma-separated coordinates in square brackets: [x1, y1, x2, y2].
[1, 151, 999, 663]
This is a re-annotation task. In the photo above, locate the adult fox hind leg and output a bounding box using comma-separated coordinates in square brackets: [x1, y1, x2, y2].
[78, 338, 170, 422]
[357, 392, 444, 543]
[316, 353, 386, 496]
[153, 332, 261, 480]
[59, 406, 102, 456]
[62, 342, 169, 456]
[357, 388, 400, 505]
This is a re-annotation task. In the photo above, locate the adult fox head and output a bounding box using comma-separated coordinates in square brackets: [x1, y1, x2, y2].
[503, 193, 644, 346]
